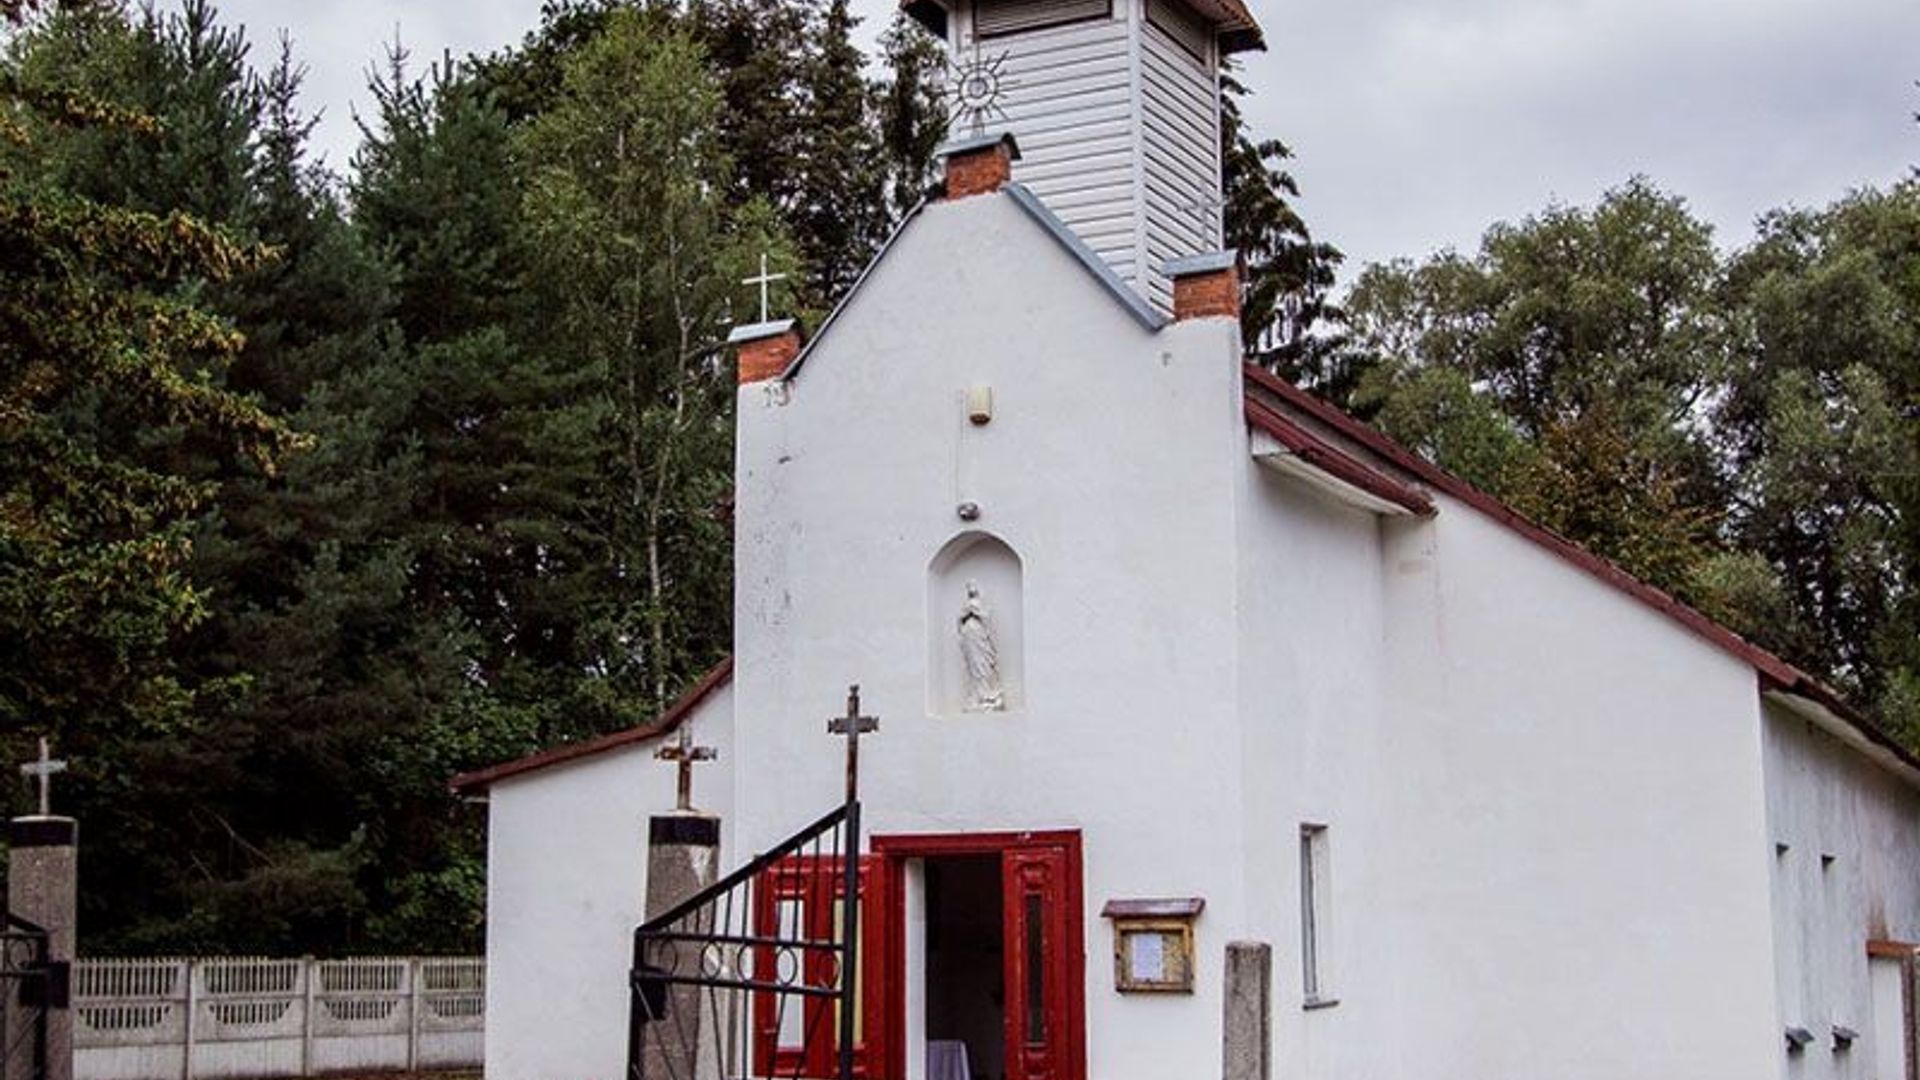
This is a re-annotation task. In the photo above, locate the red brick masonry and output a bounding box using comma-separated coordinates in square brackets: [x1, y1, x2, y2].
[737, 327, 803, 385]
[1172, 266, 1241, 321]
[946, 141, 1015, 199]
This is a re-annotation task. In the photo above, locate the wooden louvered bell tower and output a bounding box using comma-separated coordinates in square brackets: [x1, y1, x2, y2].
[902, 0, 1266, 313]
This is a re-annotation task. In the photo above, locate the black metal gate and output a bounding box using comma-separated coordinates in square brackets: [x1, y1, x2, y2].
[628, 802, 863, 1080]
[1, 916, 51, 1080]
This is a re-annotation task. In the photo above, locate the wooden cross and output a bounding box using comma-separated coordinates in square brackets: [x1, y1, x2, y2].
[19, 736, 66, 818]
[827, 685, 879, 804]
[743, 253, 789, 324]
[655, 726, 717, 812]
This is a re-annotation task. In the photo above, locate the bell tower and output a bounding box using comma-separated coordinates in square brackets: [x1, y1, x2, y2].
[904, 0, 1264, 313]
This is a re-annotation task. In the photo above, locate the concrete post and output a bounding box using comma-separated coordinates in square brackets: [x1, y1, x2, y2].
[299, 958, 316, 1077]
[1223, 941, 1271, 1080]
[639, 813, 720, 1080]
[8, 817, 77, 1080]
[405, 957, 422, 1073]
[645, 814, 721, 920]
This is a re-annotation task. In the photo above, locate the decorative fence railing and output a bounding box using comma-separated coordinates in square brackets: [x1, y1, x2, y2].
[71, 957, 483, 1080]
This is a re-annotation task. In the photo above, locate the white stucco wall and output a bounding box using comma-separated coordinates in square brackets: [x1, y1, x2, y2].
[477, 177, 1920, 1080]
[733, 189, 1250, 1080]
[1235, 461, 1785, 1079]
[481, 686, 735, 1080]
[1765, 698, 1920, 1080]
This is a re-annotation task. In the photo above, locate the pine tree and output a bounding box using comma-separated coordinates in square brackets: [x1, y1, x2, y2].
[875, 12, 948, 219]
[0, 0, 293, 861]
[1219, 66, 1345, 393]
[790, 0, 889, 305]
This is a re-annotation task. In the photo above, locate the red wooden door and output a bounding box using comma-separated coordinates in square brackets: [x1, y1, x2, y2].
[754, 856, 884, 1078]
[1002, 845, 1083, 1080]
[872, 831, 1084, 1080]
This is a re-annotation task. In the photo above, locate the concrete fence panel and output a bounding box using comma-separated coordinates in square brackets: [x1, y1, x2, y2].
[73, 958, 482, 1080]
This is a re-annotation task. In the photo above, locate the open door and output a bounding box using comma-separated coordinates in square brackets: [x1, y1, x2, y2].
[875, 832, 1085, 1080]
[1002, 846, 1083, 1080]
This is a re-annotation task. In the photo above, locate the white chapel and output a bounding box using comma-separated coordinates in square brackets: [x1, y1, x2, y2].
[452, 2, 1920, 1079]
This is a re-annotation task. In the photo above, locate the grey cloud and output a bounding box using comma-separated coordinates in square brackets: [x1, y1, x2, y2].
[223, 0, 1918, 274]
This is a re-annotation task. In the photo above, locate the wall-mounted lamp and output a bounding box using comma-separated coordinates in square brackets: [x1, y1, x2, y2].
[1832, 1025, 1859, 1051]
[967, 385, 994, 426]
[1785, 1027, 1816, 1053]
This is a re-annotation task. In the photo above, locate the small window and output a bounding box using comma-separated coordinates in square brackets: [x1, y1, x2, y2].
[974, 0, 1111, 38]
[1300, 824, 1334, 1006]
[1024, 894, 1047, 1042]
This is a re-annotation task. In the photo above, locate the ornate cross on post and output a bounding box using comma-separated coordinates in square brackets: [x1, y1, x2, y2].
[827, 685, 879, 805]
[655, 726, 717, 813]
[743, 253, 789, 324]
[19, 736, 67, 818]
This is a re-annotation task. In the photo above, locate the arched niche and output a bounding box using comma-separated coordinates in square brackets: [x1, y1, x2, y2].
[927, 532, 1025, 716]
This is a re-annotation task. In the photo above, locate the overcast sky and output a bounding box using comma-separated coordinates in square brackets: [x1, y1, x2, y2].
[220, 0, 1918, 273]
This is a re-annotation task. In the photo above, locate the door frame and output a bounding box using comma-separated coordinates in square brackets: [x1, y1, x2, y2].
[871, 830, 1087, 1080]
[1868, 939, 1919, 1080]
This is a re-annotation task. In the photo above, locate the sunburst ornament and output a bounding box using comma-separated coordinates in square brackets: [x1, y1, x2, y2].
[945, 45, 1016, 137]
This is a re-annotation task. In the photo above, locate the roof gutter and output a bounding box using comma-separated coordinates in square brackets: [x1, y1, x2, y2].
[1763, 684, 1920, 791]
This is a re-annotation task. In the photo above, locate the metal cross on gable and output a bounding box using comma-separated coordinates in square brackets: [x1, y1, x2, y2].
[19, 736, 67, 818]
[1181, 189, 1229, 244]
[827, 685, 879, 805]
[655, 726, 717, 813]
[743, 253, 789, 325]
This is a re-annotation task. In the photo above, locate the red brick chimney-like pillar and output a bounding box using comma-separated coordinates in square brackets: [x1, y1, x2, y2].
[942, 132, 1022, 199]
[730, 319, 804, 385]
[1166, 250, 1244, 322]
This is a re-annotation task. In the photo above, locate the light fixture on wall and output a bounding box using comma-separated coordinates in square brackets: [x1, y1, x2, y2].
[1832, 1025, 1859, 1051]
[1784, 1027, 1816, 1053]
[967, 385, 994, 426]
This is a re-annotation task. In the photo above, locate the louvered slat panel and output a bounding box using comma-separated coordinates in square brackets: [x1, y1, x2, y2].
[976, 0, 1113, 37]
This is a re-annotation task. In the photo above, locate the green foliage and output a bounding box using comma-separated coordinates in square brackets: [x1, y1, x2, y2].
[1345, 180, 1731, 596]
[789, 0, 889, 304]
[48, 0, 1882, 960]
[0, 0, 295, 922]
[1343, 177, 1920, 747]
[0, 0, 291, 722]
[516, 9, 784, 709]
[1717, 182, 1920, 733]
[875, 14, 947, 218]
[1221, 65, 1343, 389]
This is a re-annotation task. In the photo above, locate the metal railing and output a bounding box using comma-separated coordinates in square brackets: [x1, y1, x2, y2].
[629, 803, 864, 1080]
[72, 957, 482, 1080]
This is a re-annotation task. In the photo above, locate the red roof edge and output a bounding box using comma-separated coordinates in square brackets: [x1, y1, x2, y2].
[1760, 669, 1920, 776]
[1245, 397, 1435, 516]
[1240, 364, 1916, 765]
[449, 657, 735, 794]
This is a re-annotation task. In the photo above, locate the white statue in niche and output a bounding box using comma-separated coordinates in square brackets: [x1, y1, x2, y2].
[957, 580, 1005, 711]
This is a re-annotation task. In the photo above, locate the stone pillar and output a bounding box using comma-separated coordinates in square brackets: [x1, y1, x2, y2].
[637, 813, 720, 1080]
[1222, 941, 1271, 1080]
[8, 817, 77, 1080]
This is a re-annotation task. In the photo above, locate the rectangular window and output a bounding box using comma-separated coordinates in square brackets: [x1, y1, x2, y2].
[975, 0, 1111, 38]
[1024, 893, 1047, 1043]
[1300, 824, 1333, 1006]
